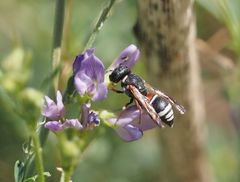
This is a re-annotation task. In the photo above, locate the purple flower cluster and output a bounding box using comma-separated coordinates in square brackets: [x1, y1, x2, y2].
[42, 92, 100, 132]
[42, 49, 106, 132]
[42, 45, 161, 141]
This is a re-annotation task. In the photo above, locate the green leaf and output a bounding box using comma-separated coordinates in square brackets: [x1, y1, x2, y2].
[23, 179, 34, 182]
[14, 160, 25, 182]
[23, 172, 51, 182]
[41, 64, 62, 92]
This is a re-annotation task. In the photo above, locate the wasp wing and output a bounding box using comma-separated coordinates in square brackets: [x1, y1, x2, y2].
[144, 83, 186, 114]
[127, 85, 164, 127]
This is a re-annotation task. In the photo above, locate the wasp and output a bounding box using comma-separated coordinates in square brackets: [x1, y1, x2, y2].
[109, 64, 186, 127]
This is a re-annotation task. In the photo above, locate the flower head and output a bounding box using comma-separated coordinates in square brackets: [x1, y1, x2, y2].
[108, 106, 159, 142]
[73, 49, 107, 101]
[41, 91, 64, 120]
[44, 104, 100, 132]
[87, 111, 100, 129]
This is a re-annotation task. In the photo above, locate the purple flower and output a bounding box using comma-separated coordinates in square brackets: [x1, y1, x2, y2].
[44, 119, 83, 132]
[81, 103, 100, 130]
[73, 49, 107, 101]
[44, 104, 100, 132]
[87, 111, 100, 130]
[109, 44, 140, 71]
[62, 119, 83, 130]
[45, 121, 63, 132]
[108, 105, 159, 142]
[41, 91, 65, 120]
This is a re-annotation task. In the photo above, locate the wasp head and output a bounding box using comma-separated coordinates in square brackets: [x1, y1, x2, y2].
[109, 65, 131, 83]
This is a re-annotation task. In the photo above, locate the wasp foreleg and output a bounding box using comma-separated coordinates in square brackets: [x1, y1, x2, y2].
[110, 87, 124, 94]
[122, 98, 134, 110]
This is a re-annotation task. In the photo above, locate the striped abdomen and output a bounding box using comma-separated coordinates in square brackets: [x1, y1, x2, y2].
[150, 96, 174, 127]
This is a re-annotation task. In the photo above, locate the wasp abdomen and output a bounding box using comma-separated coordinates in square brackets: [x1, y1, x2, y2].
[151, 96, 174, 127]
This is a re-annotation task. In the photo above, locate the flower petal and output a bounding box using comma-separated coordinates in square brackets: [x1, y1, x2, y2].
[72, 48, 95, 74]
[41, 92, 65, 120]
[108, 105, 140, 126]
[112, 105, 159, 130]
[42, 97, 58, 119]
[74, 72, 94, 96]
[62, 119, 83, 130]
[111, 44, 140, 70]
[115, 124, 143, 142]
[85, 48, 95, 56]
[44, 121, 64, 132]
[56, 91, 65, 118]
[44, 96, 55, 107]
[73, 54, 85, 74]
[91, 82, 108, 101]
[133, 112, 159, 131]
[107, 105, 159, 142]
[81, 54, 105, 83]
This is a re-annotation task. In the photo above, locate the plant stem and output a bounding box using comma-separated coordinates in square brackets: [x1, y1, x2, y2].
[32, 130, 45, 182]
[60, 166, 74, 182]
[58, 133, 78, 182]
[62, 0, 73, 59]
[52, 0, 65, 91]
[84, 0, 116, 51]
[53, 0, 65, 49]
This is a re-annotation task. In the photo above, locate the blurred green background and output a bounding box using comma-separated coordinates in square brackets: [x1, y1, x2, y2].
[0, 0, 240, 181]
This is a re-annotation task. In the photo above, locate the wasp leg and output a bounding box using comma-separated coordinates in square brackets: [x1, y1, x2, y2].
[110, 87, 124, 94]
[122, 98, 134, 110]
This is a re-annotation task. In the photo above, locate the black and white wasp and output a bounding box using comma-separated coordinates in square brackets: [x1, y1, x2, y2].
[109, 64, 185, 127]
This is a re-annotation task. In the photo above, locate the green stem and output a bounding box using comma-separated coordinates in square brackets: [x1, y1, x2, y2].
[60, 166, 74, 182]
[84, 0, 116, 50]
[52, 0, 66, 91]
[62, 0, 73, 59]
[58, 133, 79, 182]
[32, 130, 45, 182]
[53, 0, 65, 49]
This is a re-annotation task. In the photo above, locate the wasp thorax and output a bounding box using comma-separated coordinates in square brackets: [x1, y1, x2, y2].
[109, 65, 131, 83]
